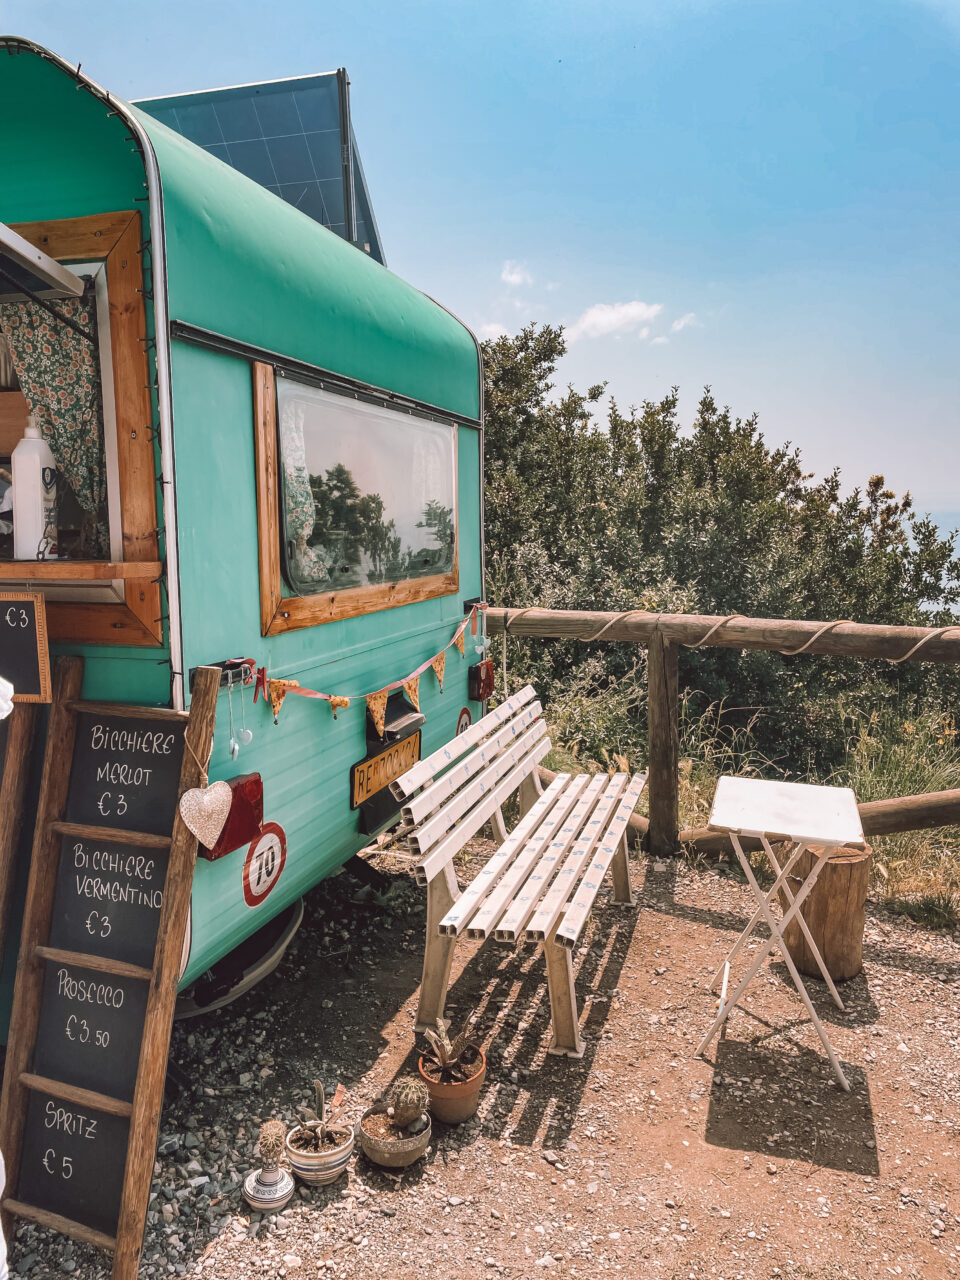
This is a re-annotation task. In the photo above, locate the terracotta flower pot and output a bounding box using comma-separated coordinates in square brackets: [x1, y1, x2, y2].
[357, 1106, 431, 1168]
[285, 1122, 354, 1186]
[418, 1046, 486, 1123]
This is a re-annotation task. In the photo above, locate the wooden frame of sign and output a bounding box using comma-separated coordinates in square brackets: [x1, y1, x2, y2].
[0, 703, 39, 961]
[0, 590, 52, 703]
[0, 657, 220, 1279]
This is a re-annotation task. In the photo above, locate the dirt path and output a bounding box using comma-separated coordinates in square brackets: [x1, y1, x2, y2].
[11, 847, 960, 1279]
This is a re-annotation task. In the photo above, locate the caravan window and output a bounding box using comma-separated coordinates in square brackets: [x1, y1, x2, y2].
[253, 364, 459, 634]
[277, 380, 456, 596]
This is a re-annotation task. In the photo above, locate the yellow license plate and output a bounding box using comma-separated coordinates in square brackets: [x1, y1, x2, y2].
[351, 731, 422, 809]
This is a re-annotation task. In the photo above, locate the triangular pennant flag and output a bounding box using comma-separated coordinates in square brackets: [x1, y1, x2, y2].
[454, 630, 465, 657]
[269, 678, 300, 724]
[431, 650, 446, 691]
[403, 676, 421, 712]
[366, 689, 389, 737]
[329, 695, 350, 719]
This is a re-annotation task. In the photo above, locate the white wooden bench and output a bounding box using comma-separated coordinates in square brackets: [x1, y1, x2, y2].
[390, 686, 647, 1058]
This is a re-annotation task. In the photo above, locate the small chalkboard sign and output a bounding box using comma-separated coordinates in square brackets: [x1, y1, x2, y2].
[18, 1090, 129, 1240]
[32, 962, 149, 1103]
[48, 833, 169, 969]
[0, 590, 51, 702]
[65, 712, 186, 836]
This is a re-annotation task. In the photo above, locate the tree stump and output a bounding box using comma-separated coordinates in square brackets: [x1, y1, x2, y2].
[776, 844, 872, 982]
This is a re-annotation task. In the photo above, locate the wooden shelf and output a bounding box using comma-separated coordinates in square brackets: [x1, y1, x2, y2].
[0, 560, 162, 582]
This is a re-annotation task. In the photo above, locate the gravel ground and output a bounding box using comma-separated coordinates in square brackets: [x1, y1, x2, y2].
[9, 844, 960, 1279]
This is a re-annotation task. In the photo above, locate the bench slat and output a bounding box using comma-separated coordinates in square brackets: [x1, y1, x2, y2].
[437, 773, 580, 937]
[408, 719, 549, 856]
[391, 686, 537, 800]
[465, 774, 605, 940]
[554, 773, 648, 949]
[401, 702, 543, 827]
[415, 735, 552, 885]
[519, 774, 629, 942]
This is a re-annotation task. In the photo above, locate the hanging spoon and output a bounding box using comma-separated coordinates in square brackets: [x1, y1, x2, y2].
[227, 676, 240, 760]
[239, 673, 254, 745]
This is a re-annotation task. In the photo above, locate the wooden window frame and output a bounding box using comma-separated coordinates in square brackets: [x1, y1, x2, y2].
[0, 212, 163, 645]
[253, 362, 460, 636]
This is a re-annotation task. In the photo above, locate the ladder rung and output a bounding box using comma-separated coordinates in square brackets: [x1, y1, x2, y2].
[34, 945, 153, 982]
[3, 1198, 117, 1252]
[67, 699, 189, 723]
[50, 820, 172, 850]
[19, 1072, 133, 1118]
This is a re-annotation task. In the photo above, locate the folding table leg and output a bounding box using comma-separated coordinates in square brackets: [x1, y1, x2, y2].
[697, 841, 850, 1091]
[761, 837, 844, 1011]
[708, 841, 809, 991]
[697, 841, 826, 1052]
[416, 863, 460, 1032]
[544, 924, 586, 1058]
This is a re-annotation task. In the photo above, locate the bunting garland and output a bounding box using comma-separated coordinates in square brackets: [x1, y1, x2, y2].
[403, 676, 421, 712]
[431, 650, 446, 691]
[365, 689, 390, 737]
[265, 604, 485, 725]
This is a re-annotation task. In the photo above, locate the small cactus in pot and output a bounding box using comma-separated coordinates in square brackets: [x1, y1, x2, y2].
[418, 1017, 486, 1123]
[358, 1075, 432, 1169]
[243, 1119, 295, 1211]
[285, 1079, 354, 1186]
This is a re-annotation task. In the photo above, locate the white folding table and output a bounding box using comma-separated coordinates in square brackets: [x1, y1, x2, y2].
[696, 775, 868, 1091]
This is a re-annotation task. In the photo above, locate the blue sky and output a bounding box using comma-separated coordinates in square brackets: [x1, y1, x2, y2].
[6, 0, 959, 517]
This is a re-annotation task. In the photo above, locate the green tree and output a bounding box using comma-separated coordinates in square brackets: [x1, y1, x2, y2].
[482, 324, 960, 772]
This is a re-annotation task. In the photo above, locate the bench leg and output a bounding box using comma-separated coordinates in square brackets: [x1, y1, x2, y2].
[518, 770, 543, 818]
[416, 863, 460, 1032]
[611, 832, 633, 904]
[544, 924, 585, 1058]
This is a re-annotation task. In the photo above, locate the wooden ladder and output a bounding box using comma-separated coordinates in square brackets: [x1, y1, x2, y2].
[0, 657, 219, 1279]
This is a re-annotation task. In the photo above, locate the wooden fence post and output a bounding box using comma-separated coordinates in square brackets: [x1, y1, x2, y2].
[646, 632, 679, 856]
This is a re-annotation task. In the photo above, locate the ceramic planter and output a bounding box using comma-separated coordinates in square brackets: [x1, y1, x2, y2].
[242, 1163, 295, 1212]
[418, 1047, 486, 1123]
[285, 1122, 355, 1186]
[357, 1106, 431, 1169]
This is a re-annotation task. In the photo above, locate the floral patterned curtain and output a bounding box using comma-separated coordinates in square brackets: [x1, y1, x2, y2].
[0, 289, 109, 557]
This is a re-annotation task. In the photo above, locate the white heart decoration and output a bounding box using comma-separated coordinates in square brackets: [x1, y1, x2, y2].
[179, 781, 232, 850]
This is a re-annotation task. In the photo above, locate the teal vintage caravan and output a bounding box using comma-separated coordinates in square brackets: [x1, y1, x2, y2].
[0, 38, 485, 1006]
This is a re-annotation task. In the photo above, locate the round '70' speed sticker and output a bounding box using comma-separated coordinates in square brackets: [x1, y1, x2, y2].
[243, 822, 287, 908]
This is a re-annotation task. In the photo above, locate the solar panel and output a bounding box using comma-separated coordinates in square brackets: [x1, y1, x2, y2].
[136, 71, 385, 265]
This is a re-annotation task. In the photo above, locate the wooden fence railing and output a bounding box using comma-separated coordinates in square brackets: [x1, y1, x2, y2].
[487, 606, 960, 857]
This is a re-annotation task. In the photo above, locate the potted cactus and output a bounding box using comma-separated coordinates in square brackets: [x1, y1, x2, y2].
[285, 1079, 355, 1186]
[243, 1119, 295, 1212]
[358, 1076, 432, 1169]
[418, 1018, 486, 1122]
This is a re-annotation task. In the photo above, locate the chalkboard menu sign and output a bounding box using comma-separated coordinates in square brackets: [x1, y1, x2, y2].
[65, 712, 186, 836]
[33, 962, 149, 1102]
[0, 590, 51, 702]
[18, 1090, 129, 1239]
[48, 834, 169, 969]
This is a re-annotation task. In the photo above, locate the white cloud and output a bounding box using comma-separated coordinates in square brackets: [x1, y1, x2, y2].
[478, 322, 509, 340]
[501, 260, 533, 287]
[567, 300, 662, 343]
[670, 312, 699, 333]
[651, 336, 669, 345]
